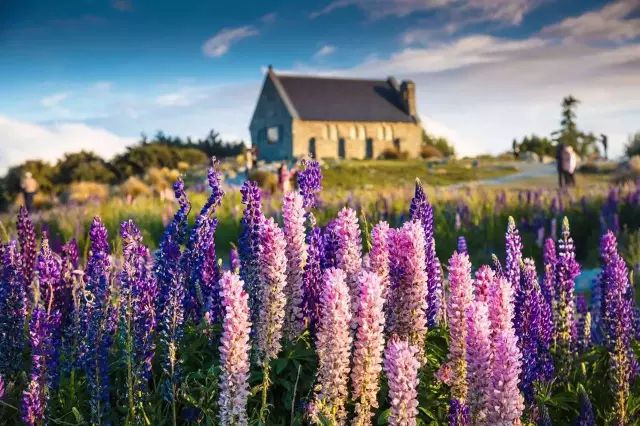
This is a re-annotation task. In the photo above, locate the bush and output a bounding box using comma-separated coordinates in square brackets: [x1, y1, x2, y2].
[379, 149, 409, 160]
[626, 132, 640, 158]
[67, 181, 109, 204]
[420, 145, 443, 159]
[249, 170, 278, 193]
[119, 176, 152, 200]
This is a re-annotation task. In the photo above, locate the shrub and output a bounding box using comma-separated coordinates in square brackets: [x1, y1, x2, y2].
[625, 132, 640, 158]
[249, 170, 278, 193]
[67, 181, 110, 204]
[379, 149, 409, 160]
[420, 145, 443, 159]
[119, 176, 152, 200]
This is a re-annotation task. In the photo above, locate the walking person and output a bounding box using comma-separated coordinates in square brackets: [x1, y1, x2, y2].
[556, 143, 566, 187]
[277, 162, 291, 193]
[566, 145, 578, 186]
[21, 171, 38, 212]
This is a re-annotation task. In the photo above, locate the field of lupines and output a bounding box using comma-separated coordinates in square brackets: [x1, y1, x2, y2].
[0, 159, 639, 425]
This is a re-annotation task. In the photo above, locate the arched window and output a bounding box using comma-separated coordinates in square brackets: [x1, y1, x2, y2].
[349, 126, 356, 140]
[377, 126, 384, 140]
[357, 125, 366, 140]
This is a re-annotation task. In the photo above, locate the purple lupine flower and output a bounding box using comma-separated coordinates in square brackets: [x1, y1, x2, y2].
[35, 236, 63, 389]
[505, 216, 523, 295]
[541, 238, 556, 308]
[302, 226, 324, 332]
[487, 275, 524, 424]
[22, 306, 60, 426]
[387, 221, 428, 357]
[576, 387, 595, 426]
[457, 236, 468, 256]
[516, 259, 554, 404]
[0, 375, 4, 400]
[183, 160, 224, 324]
[555, 217, 580, 364]
[366, 221, 390, 299]
[296, 159, 322, 210]
[351, 271, 386, 425]
[333, 207, 362, 310]
[120, 220, 158, 422]
[312, 268, 353, 424]
[448, 398, 470, 426]
[409, 179, 442, 328]
[155, 179, 190, 408]
[439, 252, 473, 401]
[218, 272, 251, 426]
[59, 239, 79, 324]
[17, 205, 37, 288]
[0, 240, 27, 377]
[83, 217, 115, 424]
[256, 218, 287, 362]
[282, 191, 307, 339]
[491, 253, 504, 278]
[474, 265, 493, 303]
[239, 180, 264, 318]
[600, 231, 634, 424]
[383, 339, 420, 426]
[576, 294, 591, 352]
[229, 246, 240, 273]
[466, 299, 492, 422]
[321, 220, 339, 270]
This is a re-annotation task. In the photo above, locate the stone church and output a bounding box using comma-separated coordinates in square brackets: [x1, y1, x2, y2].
[249, 66, 422, 162]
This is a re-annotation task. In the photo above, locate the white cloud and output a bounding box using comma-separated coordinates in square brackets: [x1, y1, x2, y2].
[540, 0, 640, 43]
[314, 45, 336, 59]
[260, 12, 277, 24]
[40, 92, 71, 108]
[202, 26, 259, 58]
[0, 115, 135, 173]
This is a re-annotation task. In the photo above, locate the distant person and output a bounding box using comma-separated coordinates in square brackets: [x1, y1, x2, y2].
[562, 145, 577, 187]
[512, 139, 520, 159]
[278, 162, 291, 193]
[244, 148, 254, 178]
[600, 134, 608, 160]
[21, 171, 38, 212]
[556, 143, 566, 187]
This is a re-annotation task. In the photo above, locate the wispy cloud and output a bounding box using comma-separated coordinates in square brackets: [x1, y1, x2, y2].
[111, 0, 134, 12]
[314, 44, 336, 59]
[40, 92, 71, 108]
[540, 0, 640, 43]
[202, 26, 259, 57]
[260, 12, 277, 24]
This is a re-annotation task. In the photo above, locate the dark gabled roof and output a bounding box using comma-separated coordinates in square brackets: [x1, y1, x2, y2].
[270, 71, 416, 123]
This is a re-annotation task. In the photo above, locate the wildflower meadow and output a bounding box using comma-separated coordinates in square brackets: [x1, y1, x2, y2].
[1, 159, 640, 425]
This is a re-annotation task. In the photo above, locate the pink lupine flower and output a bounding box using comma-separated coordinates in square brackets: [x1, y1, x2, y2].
[256, 218, 288, 362]
[282, 191, 307, 340]
[387, 221, 428, 358]
[487, 276, 524, 425]
[218, 272, 252, 426]
[334, 207, 363, 306]
[466, 299, 492, 423]
[312, 268, 353, 424]
[351, 271, 386, 425]
[384, 339, 420, 426]
[474, 265, 494, 303]
[367, 221, 390, 298]
[440, 252, 474, 401]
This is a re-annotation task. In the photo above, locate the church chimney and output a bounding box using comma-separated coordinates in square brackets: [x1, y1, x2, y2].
[400, 80, 417, 120]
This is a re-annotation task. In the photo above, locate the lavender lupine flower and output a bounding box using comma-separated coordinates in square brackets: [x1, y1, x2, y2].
[555, 217, 580, 365]
[239, 181, 264, 318]
[312, 268, 353, 423]
[229, 246, 240, 273]
[351, 271, 386, 426]
[466, 299, 492, 422]
[17, 205, 37, 287]
[383, 339, 420, 426]
[487, 275, 524, 425]
[505, 216, 523, 295]
[155, 179, 190, 412]
[282, 191, 307, 340]
[120, 220, 158, 422]
[322, 220, 339, 270]
[367, 221, 390, 298]
[474, 265, 493, 303]
[83, 217, 115, 425]
[576, 387, 595, 426]
[440, 252, 474, 401]
[0, 240, 26, 377]
[256, 218, 287, 362]
[302, 226, 324, 332]
[516, 259, 554, 404]
[576, 294, 591, 352]
[22, 306, 60, 426]
[387, 221, 428, 357]
[600, 231, 634, 424]
[457, 236, 468, 256]
[296, 159, 322, 211]
[409, 179, 442, 328]
[333, 207, 362, 309]
[59, 239, 79, 323]
[541, 238, 556, 308]
[448, 398, 471, 426]
[183, 160, 224, 324]
[218, 272, 252, 426]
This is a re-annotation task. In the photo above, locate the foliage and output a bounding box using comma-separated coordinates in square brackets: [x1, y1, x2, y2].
[378, 148, 409, 160]
[551, 96, 599, 158]
[422, 130, 456, 157]
[420, 145, 443, 159]
[66, 181, 110, 204]
[626, 132, 640, 158]
[53, 151, 118, 185]
[111, 143, 208, 180]
[514, 134, 555, 160]
[142, 129, 245, 159]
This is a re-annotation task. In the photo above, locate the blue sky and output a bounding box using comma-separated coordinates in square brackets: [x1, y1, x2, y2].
[1, 0, 639, 171]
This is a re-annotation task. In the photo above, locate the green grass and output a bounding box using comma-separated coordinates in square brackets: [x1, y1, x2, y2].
[321, 159, 518, 190]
